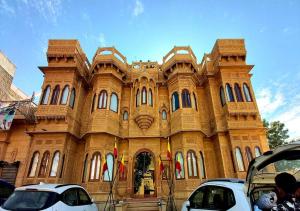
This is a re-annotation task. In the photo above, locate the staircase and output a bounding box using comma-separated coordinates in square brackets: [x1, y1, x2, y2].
[126, 198, 163, 211]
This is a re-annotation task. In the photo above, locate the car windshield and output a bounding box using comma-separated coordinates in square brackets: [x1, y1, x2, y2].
[1, 190, 58, 210]
[256, 158, 300, 180]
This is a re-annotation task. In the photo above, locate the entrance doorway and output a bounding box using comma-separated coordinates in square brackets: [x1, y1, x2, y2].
[133, 151, 155, 197]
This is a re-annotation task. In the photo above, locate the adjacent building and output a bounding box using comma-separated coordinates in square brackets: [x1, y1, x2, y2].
[0, 39, 269, 207]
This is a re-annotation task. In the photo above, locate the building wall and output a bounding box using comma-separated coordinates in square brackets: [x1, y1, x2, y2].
[0, 39, 269, 204]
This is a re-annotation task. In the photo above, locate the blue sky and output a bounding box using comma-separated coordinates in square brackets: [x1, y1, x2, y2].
[1, 0, 300, 139]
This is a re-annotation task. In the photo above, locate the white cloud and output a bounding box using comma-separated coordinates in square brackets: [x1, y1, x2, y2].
[256, 88, 285, 115]
[0, 0, 15, 15]
[20, 0, 62, 24]
[133, 0, 144, 17]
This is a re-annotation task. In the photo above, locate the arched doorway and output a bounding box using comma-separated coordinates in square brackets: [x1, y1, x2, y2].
[133, 150, 156, 197]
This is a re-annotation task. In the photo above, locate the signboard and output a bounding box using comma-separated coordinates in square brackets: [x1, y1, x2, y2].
[0, 103, 16, 130]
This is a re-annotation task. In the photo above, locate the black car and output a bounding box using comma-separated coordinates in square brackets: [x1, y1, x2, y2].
[0, 180, 15, 205]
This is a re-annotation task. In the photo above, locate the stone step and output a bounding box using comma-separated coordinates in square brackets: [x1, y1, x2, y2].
[126, 199, 160, 211]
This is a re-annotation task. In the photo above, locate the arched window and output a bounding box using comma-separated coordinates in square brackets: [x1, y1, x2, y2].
[255, 146, 262, 157]
[136, 89, 140, 107]
[49, 151, 60, 177]
[193, 92, 198, 111]
[245, 147, 253, 163]
[149, 88, 153, 106]
[38, 151, 50, 177]
[50, 85, 60, 105]
[172, 92, 180, 112]
[243, 83, 252, 102]
[235, 148, 245, 171]
[175, 152, 185, 179]
[182, 89, 191, 108]
[28, 151, 39, 177]
[234, 83, 244, 102]
[162, 110, 167, 120]
[110, 93, 118, 112]
[59, 154, 65, 178]
[142, 87, 147, 104]
[91, 94, 96, 113]
[98, 90, 107, 109]
[104, 153, 114, 181]
[225, 83, 235, 102]
[40, 86, 51, 105]
[82, 154, 88, 183]
[89, 152, 101, 181]
[69, 88, 76, 108]
[187, 150, 198, 178]
[123, 111, 128, 120]
[220, 86, 226, 106]
[199, 151, 206, 179]
[60, 85, 69, 105]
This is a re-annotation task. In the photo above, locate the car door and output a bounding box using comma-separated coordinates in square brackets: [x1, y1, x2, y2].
[77, 188, 97, 211]
[188, 185, 237, 211]
[56, 188, 82, 211]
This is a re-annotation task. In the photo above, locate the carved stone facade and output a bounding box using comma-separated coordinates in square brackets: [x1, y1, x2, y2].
[0, 39, 269, 206]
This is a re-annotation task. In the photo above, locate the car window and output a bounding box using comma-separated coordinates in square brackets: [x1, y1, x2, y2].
[189, 186, 206, 209]
[2, 190, 58, 210]
[77, 188, 91, 205]
[202, 185, 236, 210]
[0, 183, 14, 198]
[61, 188, 78, 206]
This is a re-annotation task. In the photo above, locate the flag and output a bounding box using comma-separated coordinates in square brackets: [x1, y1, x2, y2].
[167, 138, 171, 160]
[175, 156, 182, 176]
[159, 156, 164, 175]
[102, 155, 108, 175]
[119, 154, 125, 174]
[113, 140, 118, 159]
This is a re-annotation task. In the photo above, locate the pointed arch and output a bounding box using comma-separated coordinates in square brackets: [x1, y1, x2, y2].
[136, 89, 140, 107]
[255, 146, 262, 157]
[182, 89, 191, 108]
[162, 110, 167, 120]
[49, 151, 60, 177]
[60, 85, 69, 105]
[199, 151, 206, 179]
[175, 152, 185, 179]
[220, 86, 226, 106]
[38, 151, 50, 177]
[149, 88, 153, 106]
[225, 83, 235, 102]
[69, 88, 76, 108]
[172, 92, 180, 111]
[91, 94, 96, 113]
[235, 147, 245, 171]
[193, 92, 198, 111]
[98, 90, 108, 109]
[245, 147, 253, 164]
[40, 85, 51, 105]
[243, 83, 252, 102]
[103, 153, 114, 181]
[110, 93, 118, 112]
[234, 83, 244, 102]
[123, 111, 128, 120]
[89, 152, 101, 181]
[82, 154, 89, 183]
[187, 150, 198, 178]
[142, 87, 147, 104]
[50, 85, 60, 105]
[28, 151, 40, 177]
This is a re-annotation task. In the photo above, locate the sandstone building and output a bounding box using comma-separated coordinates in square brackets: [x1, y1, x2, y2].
[0, 39, 269, 206]
[0, 51, 29, 101]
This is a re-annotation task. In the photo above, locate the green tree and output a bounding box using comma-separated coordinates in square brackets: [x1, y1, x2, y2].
[263, 119, 289, 149]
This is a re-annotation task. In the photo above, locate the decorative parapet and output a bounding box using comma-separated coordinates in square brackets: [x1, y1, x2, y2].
[161, 46, 198, 77]
[46, 40, 91, 81]
[91, 47, 128, 76]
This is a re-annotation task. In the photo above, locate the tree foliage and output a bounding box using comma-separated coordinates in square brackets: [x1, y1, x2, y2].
[133, 152, 152, 194]
[263, 119, 289, 149]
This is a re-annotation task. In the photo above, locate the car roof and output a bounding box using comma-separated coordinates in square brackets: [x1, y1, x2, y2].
[202, 179, 245, 190]
[16, 183, 84, 194]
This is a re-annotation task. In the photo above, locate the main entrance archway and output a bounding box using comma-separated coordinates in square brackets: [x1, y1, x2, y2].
[133, 150, 156, 197]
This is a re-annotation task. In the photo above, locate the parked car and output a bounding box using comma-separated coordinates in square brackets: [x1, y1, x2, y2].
[0, 180, 15, 205]
[182, 141, 300, 211]
[0, 183, 98, 211]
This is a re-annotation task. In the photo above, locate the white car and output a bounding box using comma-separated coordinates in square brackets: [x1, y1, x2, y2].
[0, 183, 98, 211]
[182, 142, 300, 211]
